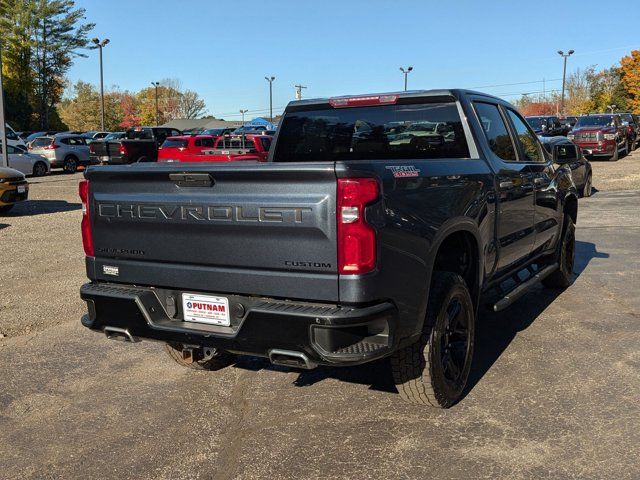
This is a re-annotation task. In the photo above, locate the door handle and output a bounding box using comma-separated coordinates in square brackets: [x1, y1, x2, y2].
[499, 180, 514, 189]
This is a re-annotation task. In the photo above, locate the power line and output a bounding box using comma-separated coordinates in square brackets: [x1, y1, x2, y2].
[470, 78, 562, 89]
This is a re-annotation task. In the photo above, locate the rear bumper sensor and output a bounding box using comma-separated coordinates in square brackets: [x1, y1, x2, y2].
[80, 282, 397, 366]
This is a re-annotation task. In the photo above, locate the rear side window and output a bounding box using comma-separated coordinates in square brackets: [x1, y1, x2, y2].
[194, 138, 215, 147]
[273, 101, 469, 162]
[506, 109, 543, 162]
[161, 139, 188, 148]
[32, 137, 51, 148]
[474, 102, 517, 161]
[68, 137, 86, 146]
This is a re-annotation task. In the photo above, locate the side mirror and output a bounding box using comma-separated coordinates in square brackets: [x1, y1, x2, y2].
[555, 144, 578, 163]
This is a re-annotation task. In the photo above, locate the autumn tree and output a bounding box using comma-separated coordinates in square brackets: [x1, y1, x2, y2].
[178, 90, 207, 119]
[620, 50, 640, 114]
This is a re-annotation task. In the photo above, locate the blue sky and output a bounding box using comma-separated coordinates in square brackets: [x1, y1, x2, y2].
[69, 0, 640, 121]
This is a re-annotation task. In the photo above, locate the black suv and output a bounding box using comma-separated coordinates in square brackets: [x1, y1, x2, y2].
[526, 115, 569, 136]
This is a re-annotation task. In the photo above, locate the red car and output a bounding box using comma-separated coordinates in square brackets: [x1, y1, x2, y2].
[568, 114, 629, 161]
[159, 134, 272, 163]
[157, 135, 218, 162]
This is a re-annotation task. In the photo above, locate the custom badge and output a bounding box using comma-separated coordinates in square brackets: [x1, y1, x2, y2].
[385, 165, 420, 178]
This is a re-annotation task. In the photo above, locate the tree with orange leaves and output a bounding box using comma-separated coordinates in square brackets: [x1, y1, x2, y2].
[620, 50, 640, 114]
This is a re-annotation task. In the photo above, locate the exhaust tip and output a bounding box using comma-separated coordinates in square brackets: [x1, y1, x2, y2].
[104, 326, 140, 343]
[268, 349, 317, 370]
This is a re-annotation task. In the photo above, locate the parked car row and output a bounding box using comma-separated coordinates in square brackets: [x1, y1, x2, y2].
[527, 112, 639, 161]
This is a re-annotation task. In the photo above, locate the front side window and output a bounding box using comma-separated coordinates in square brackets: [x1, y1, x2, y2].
[474, 102, 517, 161]
[507, 109, 543, 162]
[273, 101, 469, 162]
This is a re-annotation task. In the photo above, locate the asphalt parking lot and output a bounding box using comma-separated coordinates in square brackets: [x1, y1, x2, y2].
[1, 154, 640, 479]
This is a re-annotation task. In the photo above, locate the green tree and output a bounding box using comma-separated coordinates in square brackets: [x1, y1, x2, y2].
[58, 80, 125, 131]
[0, 0, 93, 129]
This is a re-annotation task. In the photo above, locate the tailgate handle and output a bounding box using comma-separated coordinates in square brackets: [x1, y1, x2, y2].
[169, 173, 214, 188]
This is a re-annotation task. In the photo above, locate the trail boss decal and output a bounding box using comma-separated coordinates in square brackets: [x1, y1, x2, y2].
[385, 165, 420, 178]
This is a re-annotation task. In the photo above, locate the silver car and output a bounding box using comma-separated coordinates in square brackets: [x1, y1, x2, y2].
[29, 134, 92, 173]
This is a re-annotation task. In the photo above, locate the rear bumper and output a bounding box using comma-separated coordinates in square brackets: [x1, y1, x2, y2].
[80, 282, 397, 366]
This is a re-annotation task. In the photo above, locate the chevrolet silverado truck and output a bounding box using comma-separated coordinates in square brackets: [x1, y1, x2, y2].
[79, 90, 579, 408]
[89, 127, 182, 164]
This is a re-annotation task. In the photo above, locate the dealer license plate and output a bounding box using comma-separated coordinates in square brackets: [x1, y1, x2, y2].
[17, 185, 26, 193]
[182, 293, 230, 326]
[100, 156, 109, 162]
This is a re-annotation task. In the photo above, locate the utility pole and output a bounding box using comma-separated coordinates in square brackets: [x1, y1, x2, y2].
[151, 82, 160, 125]
[400, 66, 413, 91]
[0, 42, 7, 167]
[240, 109, 248, 125]
[558, 50, 574, 115]
[294, 84, 307, 100]
[265, 76, 275, 122]
[91, 38, 110, 131]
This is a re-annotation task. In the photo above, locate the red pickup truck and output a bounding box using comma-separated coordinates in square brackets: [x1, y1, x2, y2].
[157, 135, 218, 162]
[158, 134, 272, 163]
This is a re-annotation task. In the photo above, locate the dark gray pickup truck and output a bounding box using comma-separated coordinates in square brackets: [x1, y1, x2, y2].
[79, 90, 579, 407]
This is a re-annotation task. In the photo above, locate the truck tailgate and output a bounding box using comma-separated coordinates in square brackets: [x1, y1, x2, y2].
[85, 162, 339, 301]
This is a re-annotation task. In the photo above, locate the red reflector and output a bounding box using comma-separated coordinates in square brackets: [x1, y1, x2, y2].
[79, 180, 94, 256]
[329, 95, 398, 108]
[337, 178, 379, 274]
[119, 144, 128, 155]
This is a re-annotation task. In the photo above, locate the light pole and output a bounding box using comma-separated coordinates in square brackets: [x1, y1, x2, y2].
[0, 42, 7, 167]
[151, 81, 160, 125]
[239, 109, 248, 126]
[557, 49, 574, 115]
[265, 76, 275, 122]
[91, 38, 110, 131]
[607, 104, 617, 113]
[400, 66, 413, 91]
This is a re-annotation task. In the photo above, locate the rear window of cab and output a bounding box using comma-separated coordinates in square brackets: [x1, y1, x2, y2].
[161, 139, 188, 149]
[273, 101, 469, 162]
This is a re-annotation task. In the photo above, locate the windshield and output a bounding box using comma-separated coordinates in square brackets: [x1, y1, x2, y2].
[575, 116, 615, 128]
[273, 101, 469, 162]
[104, 133, 123, 140]
[203, 128, 224, 135]
[526, 117, 545, 129]
[620, 114, 634, 123]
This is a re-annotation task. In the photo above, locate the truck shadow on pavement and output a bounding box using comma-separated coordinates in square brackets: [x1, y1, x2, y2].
[6, 200, 81, 216]
[236, 240, 609, 400]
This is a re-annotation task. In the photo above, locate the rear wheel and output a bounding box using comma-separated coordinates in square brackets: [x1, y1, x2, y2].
[32, 161, 47, 177]
[391, 272, 475, 408]
[542, 214, 575, 289]
[164, 343, 235, 371]
[63, 156, 78, 173]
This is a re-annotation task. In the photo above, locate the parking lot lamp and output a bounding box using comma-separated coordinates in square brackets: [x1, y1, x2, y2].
[400, 66, 413, 91]
[91, 38, 110, 131]
[0, 42, 8, 167]
[240, 109, 248, 126]
[607, 104, 617, 113]
[151, 82, 160, 126]
[265, 76, 275, 122]
[558, 50, 574, 115]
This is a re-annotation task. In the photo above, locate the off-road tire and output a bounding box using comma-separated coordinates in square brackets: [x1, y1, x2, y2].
[0, 204, 14, 214]
[542, 214, 575, 289]
[32, 161, 47, 177]
[63, 156, 78, 173]
[582, 172, 592, 198]
[164, 342, 235, 371]
[391, 272, 475, 408]
[609, 145, 619, 162]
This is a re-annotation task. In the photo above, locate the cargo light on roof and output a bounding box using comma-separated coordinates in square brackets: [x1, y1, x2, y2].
[329, 95, 399, 108]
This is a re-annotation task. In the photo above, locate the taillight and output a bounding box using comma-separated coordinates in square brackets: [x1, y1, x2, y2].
[337, 178, 379, 274]
[89, 143, 95, 154]
[44, 143, 59, 150]
[79, 180, 94, 256]
[119, 144, 128, 156]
